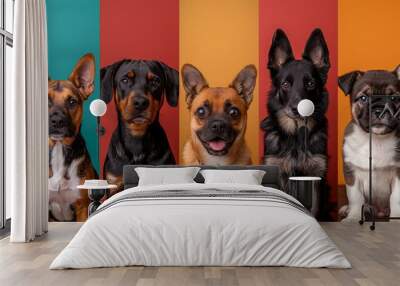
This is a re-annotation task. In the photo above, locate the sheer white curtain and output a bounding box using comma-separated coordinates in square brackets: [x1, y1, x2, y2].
[7, 0, 48, 242]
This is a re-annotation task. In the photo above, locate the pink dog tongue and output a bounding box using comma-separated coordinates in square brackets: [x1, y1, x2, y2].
[208, 140, 226, 151]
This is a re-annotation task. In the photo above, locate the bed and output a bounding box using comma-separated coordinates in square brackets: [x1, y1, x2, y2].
[50, 165, 350, 269]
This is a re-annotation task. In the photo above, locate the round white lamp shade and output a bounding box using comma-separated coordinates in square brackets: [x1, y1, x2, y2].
[90, 99, 107, 117]
[297, 99, 315, 117]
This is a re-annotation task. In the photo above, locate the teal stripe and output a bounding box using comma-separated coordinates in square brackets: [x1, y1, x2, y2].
[47, 0, 100, 173]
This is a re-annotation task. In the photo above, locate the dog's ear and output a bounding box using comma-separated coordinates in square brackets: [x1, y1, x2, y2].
[393, 65, 400, 80]
[100, 60, 126, 103]
[303, 28, 330, 83]
[338, 71, 363, 95]
[68, 53, 96, 100]
[268, 29, 294, 77]
[230, 65, 257, 106]
[157, 61, 179, 107]
[181, 64, 209, 107]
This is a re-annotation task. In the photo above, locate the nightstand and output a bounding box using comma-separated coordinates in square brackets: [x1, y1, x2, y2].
[77, 183, 118, 216]
[288, 176, 321, 217]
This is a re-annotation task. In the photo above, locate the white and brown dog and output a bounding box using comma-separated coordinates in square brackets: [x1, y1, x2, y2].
[339, 66, 400, 221]
[48, 54, 97, 221]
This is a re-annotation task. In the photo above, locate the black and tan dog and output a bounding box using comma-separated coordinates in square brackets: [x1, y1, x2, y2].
[48, 53, 97, 222]
[101, 60, 179, 193]
[261, 29, 330, 198]
[339, 67, 400, 221]
[182, 64, 257, 165]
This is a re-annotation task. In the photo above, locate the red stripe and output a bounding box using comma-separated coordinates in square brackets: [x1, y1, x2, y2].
[259, 0, 338, 203]
[100, 0, 180, 175]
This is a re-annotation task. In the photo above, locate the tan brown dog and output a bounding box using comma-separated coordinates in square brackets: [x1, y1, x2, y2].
[48, 53, 97, 222]
[182, 64, 257, 165]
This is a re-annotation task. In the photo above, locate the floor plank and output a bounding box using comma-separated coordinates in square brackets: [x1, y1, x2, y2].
[0, 222, 399, 286]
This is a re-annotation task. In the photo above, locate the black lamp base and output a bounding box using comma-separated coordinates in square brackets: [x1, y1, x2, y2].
[88, 188, 107, 216]
[359, 203, 376, 230]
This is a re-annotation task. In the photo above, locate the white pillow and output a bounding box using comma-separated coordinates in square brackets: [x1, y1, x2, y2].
[200, 169, 266, 185]
[135, 167, 201, 186]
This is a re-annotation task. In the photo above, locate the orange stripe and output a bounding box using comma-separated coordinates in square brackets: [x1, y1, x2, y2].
[338, 0, 400, 184]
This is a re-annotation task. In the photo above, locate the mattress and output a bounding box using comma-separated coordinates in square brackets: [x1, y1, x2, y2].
[50, 183, 350, 269]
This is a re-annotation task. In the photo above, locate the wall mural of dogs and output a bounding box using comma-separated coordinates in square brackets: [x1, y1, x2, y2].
[48, 53, 98, 222]
[338, 67, 400, 221]
[101, 60, 179, 194]
[261, 28, 331, 214]
[181, 64, 257, 165]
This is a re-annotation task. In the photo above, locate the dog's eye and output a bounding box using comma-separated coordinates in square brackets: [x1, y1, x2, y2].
[306, 80, 315, 89]
[68, 98, 78, 107]
[359, 95, 368, 102]
[196, 107, 207, 118]
[228, 107, 240, 118]
[281, 81, 290, 90]
[149, 77, 161, 90]
[121, 78, 129, 84]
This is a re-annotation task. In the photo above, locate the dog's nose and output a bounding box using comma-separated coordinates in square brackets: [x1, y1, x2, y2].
[50, 114, 66, 129]
[211, 120, 226, 133]
[133, 96, 149, 111]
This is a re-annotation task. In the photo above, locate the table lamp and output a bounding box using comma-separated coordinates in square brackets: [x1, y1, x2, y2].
[89, 99, 107, 173]
[297, 99, 315, 152]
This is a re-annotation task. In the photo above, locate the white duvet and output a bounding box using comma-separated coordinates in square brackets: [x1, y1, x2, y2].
[50, 183, 350, 269]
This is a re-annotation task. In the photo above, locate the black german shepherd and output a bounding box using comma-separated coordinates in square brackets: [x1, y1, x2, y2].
[261, 28, 331, 219]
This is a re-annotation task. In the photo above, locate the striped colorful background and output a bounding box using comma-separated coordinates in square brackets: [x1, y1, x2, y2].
[47, 0, 400, 217]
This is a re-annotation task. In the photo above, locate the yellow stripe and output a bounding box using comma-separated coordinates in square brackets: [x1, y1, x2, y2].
[179, 0, 259, 164]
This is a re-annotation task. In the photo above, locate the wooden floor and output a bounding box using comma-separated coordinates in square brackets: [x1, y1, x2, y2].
[1, 222, 400, 286]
